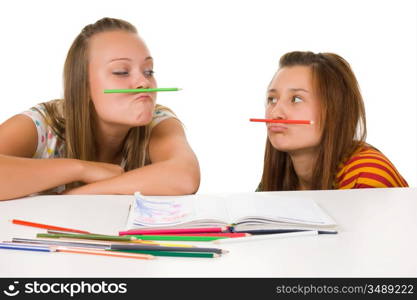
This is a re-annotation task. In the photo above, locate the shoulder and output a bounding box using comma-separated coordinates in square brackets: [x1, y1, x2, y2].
[19, 100, 64, 158]
[149, 104, 179, 130]
[21, 99, 64, 122]
[336, 146, 408, 189]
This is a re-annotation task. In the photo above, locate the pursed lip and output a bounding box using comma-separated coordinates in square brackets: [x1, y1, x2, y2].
[133, 93, 152, 101]
[267, 124, 288, 132]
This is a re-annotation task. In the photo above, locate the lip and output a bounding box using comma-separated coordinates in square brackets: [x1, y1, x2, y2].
[267, 125, 288, 133]
[133, 93, 152, 101]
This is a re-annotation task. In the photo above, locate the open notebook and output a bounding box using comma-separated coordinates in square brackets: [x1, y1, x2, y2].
[124, 192, 337, 232]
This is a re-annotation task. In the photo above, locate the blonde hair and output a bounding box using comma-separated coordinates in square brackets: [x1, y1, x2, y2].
[259, 51, 367, 191]
[40, 18, 173, 183]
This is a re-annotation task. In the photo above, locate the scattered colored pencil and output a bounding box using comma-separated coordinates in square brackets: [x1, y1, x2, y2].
[37, 233, 137, 242]
[104, 88, 181, 94]
[0, 242, 52, 252]
[249, 118, 314, 125]
[11, 237, 195, 250]
[233, 229, 338, 235]
[44, 236, 195, 248]
[11, 219, 90, 234]
[213, 230, 319, 244]
[129, 233, 250, 238]
[128, 235, 228, 242]
[110, 243, 227, 255]
[119, 226, 229, 236]
[110, 250, 220, 258]
[54, 247, 154, 260]
[11, 238, 108, 249]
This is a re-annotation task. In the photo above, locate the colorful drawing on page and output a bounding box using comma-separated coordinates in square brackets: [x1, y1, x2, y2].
[133, 192, 193, 226]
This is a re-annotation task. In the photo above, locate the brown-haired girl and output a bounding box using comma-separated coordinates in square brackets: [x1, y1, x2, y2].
[258, 51, 407, 191]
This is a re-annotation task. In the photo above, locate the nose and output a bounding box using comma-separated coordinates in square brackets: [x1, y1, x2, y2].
[266, 100, 286, 119]
[133, 74, 151, 89]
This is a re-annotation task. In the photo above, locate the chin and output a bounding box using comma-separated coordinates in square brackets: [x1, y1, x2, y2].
[131, 112, 153, 126]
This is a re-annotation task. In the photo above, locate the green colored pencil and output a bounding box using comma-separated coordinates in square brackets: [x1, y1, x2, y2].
[130, 235, 229, 242]
[109, 249, 219, 258]
[37, 233, 136, 242]
[104, 88, 181, 93]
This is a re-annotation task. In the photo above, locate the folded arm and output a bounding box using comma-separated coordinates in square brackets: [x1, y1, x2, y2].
[64, 118, 201, 195]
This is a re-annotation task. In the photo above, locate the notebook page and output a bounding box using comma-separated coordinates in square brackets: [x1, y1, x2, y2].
[126, 194, 229, 229]
[223, 192, 336, 226]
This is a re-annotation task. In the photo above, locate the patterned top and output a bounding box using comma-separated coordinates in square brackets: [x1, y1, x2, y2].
[20, 100, 177, 194]
[21, 100, 176, 161]
[336, 146, 408, 189]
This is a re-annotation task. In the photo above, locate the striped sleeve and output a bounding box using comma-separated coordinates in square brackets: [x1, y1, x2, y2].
[336, 148, 408, 189]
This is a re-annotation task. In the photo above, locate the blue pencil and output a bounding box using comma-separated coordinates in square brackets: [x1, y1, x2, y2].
[0, 242, 53, 252]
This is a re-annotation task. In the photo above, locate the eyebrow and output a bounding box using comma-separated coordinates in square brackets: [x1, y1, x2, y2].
[267, 88, 309, 93]
[108, 56, 153, 63]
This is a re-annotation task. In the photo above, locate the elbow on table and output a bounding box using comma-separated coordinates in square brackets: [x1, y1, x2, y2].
[176, 171, 200, 195]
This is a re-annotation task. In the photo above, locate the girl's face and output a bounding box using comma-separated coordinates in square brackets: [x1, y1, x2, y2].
[88, 30, 157, 128]
[266, 66, 322, 154]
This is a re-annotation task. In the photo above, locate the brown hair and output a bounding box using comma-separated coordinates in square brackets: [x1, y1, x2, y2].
[259, 51, 367, 191]
[40, 17, 173, 187]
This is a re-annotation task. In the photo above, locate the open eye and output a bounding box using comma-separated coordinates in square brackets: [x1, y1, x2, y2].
[266, 96, 278, 105]
[292, 96, 303, 103]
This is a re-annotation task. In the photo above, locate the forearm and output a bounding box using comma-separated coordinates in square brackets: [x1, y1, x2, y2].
[0, 154, 82, 200]
[65, 158, 200, 196]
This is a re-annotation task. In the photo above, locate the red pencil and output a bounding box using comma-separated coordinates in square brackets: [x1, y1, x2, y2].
[119, 226, 229, 236]
[250, 118, 314, 125]
[12, 219, 90, 234]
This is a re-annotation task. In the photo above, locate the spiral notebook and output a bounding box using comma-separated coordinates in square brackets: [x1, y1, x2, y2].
[124, 192, 337, 232]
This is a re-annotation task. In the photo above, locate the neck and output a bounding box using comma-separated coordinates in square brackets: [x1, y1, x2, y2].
[94, 120, 130, 164]
[288, 147, 319, 190]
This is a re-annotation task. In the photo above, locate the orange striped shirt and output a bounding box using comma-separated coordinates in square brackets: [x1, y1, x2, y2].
[336, 147, 408, 189]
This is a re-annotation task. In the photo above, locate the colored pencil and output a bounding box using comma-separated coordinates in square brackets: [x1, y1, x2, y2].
[129, 235, 228, 242]
[11, 219, 90, 234]
[249, 118, 314, 125]
[54, 247, 154, 260]
[104, 88, 181, 94]
[124, 233, 249, 238]
[119, 226, 229, 236]
[0, 242, 52, 252]
[54, 237, 195, 248]
[110, 249, 220, 258]
[213, 230, 319, 244]
[130, 233, 250, 238]
[11, 237, 195, 251]
[233, 229, 338, 235]
[11, 238, 108, 249]
[37, 233, 137, 242]
[110, 243, 228, 255]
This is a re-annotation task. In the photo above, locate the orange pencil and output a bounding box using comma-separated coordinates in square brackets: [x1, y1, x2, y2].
[12, 219, 90, 234]
[250, 118, 314, 125]
[54, 247, 155, 260]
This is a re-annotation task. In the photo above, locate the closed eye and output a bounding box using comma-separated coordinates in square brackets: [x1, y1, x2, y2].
[144, 70, 155, 77]
[112, 71, 129, 76]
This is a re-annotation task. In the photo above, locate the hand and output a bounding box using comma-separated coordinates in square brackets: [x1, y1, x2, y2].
[78, 160, 124, 184]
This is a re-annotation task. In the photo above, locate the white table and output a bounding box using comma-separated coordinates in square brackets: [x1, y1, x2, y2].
[0, 188, 416, 277]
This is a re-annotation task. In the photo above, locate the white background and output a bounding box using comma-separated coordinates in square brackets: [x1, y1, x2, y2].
[0, 0, 416, 192]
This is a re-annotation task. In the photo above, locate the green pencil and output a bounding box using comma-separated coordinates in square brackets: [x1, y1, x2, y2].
[130, 235, 228, 242]
[109, 249, 219, 258]
[37, 233, 136, 242]
[104, 88, 181, 93]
